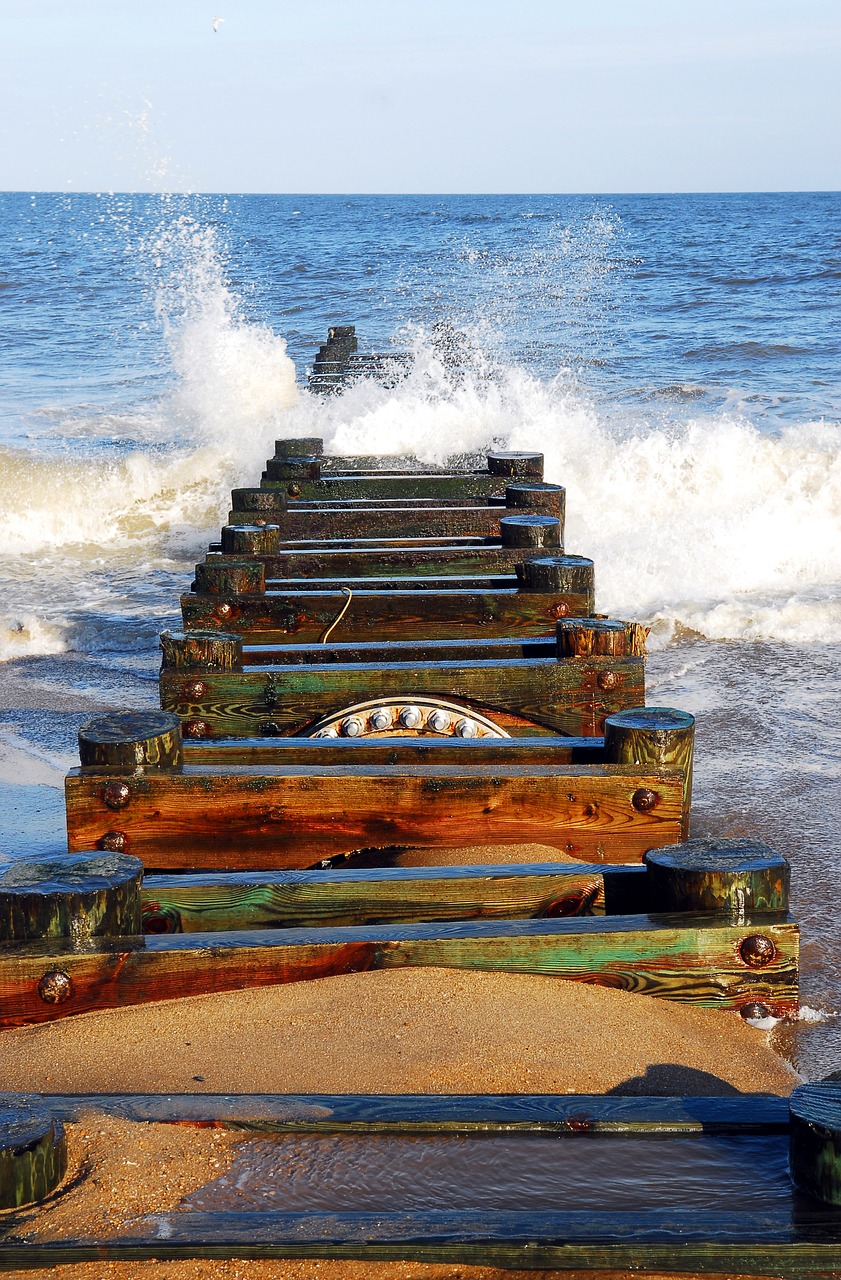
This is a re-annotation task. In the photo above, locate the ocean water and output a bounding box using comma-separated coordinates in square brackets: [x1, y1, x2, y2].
[0, 191, 839, 1080]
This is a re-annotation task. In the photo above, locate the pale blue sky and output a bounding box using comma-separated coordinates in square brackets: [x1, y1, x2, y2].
[1, 0, 839, 192]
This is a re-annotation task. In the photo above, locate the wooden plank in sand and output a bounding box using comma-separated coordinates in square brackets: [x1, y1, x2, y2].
[0, 910, 799, 1027]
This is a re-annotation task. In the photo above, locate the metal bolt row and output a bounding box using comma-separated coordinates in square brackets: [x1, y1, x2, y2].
[315, 705, 482, 738]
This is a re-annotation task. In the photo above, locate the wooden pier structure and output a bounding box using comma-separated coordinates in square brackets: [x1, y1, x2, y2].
[0, 329, 834, 1272]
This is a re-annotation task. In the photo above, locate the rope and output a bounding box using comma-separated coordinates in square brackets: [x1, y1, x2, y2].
[319, 586, 353, 644]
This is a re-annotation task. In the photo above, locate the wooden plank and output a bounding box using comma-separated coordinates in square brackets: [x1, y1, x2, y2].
[228, 545, 562, 579]
[179, 736, 604, 766]
[262, 473, 511, 501]
[139, 862, 615, 932]
[65, 764, 687, 868]
[262, 572, 521, 591]
[180, 587, 592, 643]
[161, 656, 645, 738]
[227, 508, 516, 540]
[3, 1089, 791, 1134]
[0, 913, 799, 1027]
[239, 635, 558, 665]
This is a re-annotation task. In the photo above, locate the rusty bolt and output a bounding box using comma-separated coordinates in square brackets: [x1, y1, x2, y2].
[259, 721, 282, 736]
[181, 680, 207, 702]
[38, 970, 73, 1004]
[216, 603, 232, 618]
[740, 1001, 772, 1022]
[254, 518, 267, 526]
[183, 719, 209, 739]
[103, 780, 131, 810]
[552, 603, 570, 619]
[287, 483, 301, 497]
[98, 830, 127, 852]
[739, 935, 777, 968]
[598, 670, 619, 691]
[267, 807, 284, 822]
[631, 788, 659, 812]
[142, 908, 180, 935]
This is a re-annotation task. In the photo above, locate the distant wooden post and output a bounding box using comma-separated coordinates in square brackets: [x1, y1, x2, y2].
[264, 455, 322, 482]
[0, 851, 144, 943]
[0, 1105, 67, 1209]
[274, 437, 324, 458]
[487, 451, 544, 479]
[557, 618, 648, 659]
[194, 559, 265, 595]
[499, 514, 561, 549]
[604, 707, 695, 836]
[516, 555, 595, 611]
[221, 525, 280, 556]
[230, 488, 287, 515]
[790, 1081, 841, 1205]
[160, 629, 243, 672]
[643, 838, 790, 916]
[505, 482, 565, 521]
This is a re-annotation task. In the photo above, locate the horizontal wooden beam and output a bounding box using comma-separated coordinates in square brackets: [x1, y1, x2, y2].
[177, 736, 605, 766]
[65, 764, 687, 868]
[226, 508, 528, 541]
[0, 912, 799, 1027]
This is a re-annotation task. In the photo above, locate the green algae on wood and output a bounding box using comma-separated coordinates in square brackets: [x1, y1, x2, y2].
[0, 1104, 66, 1210]
[643, 839, 790, 917]
[0, 852, 143, 943]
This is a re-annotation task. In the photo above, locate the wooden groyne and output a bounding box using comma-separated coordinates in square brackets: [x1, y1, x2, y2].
[0, 328, 834, 1272]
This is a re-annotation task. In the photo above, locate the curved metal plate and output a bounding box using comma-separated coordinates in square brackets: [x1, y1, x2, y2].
[307, 696, 510, 740]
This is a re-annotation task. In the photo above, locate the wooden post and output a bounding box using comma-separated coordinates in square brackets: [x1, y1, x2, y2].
[194, 560, 265, 595]
[499, 514, 561, 549]
[0, 1105, 67, 1209]
[604, 707, 695, 837]
[557, 618, 649, 659]
[516, 556, 595, 609]
[221, 525, 280, 556]
[160, 630, 243, 672]
[487, 451, 544, 479]
[230, 488, 287, 515]
[79, 711, 184, 772]
[264, 456, 322, 483]
[0, 851, 144, 942]
[275, 437, 324, 457]
[790, 1081, 841, 1205]
[643, 839, 790, 916]
[505, 482, 565, 521]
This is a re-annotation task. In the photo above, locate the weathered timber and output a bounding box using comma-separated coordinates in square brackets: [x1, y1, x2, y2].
[230, 488, 287, 515]
[274, 437, 324, 457]
[179, 736, 604, 766]
[498, 514, 560, 547]
[194, 560, 265, 595]
[2, 1089, 791, 1134]
[644, 839, 790, 917]
[78, 711, 183, 772]
[160, 630, 243, 672]
[181, 586, 593, 644]
[557, 617, 649, 659]
[221, 525, 280, 556]
[159, 655, 646, 737]
[0, 852, 143, 942]
[264, 456, 322, 482]
[222, 544, 564, 580]
[0, 911, 799, 1027]
[486, 451, 543, 479]
[604, 706, 696, 837]
[790, 1080, 841, 1205]
[64, 765, 687, 868]
[263, 572, 522, 593]
[262, 474, 517, 501]
[505, 481, 565, 519]
[0, 1104, 66, 1210]
[517, 555, 595, 606]
[226, 506, 546, 541]
[238, 635, 558, 666]
[140, 862, 613, 933]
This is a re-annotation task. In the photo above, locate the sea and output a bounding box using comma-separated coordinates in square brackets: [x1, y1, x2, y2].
[0, 190, 839, 1081]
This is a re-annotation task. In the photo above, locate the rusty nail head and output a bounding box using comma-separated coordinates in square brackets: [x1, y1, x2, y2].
[217, 603, 232, 617]
[598, 670, 619, 690]
[183, 720, 209, 738]
[143, 909, 178, 935]
[182, 680, 207, 701]
[288, 483, 301, 497]
[98, 830, 127, 852]
[254, 518, 266, 526]
[552, 603, 570, 618]
[103, 780, 131, 810]
[739, 935, 777, 968]
[632, 788, 659, 812]
[38, 970, 73, 1004]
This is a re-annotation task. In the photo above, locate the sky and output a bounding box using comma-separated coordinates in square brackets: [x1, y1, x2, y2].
[1, 0, 839, 193]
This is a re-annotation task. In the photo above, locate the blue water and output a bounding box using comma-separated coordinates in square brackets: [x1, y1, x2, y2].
[0, 191, 840, 1078]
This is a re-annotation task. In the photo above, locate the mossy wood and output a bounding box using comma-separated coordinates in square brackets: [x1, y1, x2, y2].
[178, 633, 561, 668]
[160, 655, 646, 737]
[557, 618, 649, 659]
[139, 862, 617, 933]
[180, 585, 593, 643]
[0, 1105, 66, 1210]
[78, 711, 183, 771]
[263, 571, 528, 592]
[226, 507, 538, 541]
[790, 1081, 841, 1206]
[0, 852, 143, 942]
[605, 707, 695, 837]
[179, 735, 605, 766]
[65, 764, 686, 868]
[3, 1089, 791, 1134]
[644, 839, 790, 916]
[0, 911, 799, 1027]
[211, 543, 563, 580]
